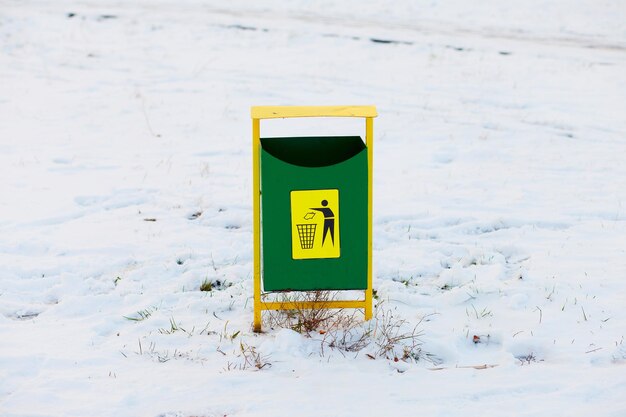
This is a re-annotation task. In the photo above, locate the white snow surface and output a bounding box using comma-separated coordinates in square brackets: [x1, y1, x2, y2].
[1, 1, 626, 416]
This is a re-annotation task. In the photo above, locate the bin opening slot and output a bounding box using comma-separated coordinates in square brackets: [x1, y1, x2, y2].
[260, 136, 365, 168]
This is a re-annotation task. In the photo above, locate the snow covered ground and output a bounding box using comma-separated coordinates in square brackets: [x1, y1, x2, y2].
[1, 1, 625, 416]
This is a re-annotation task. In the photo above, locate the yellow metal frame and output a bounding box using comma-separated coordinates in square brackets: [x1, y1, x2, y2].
[251, 105, 377, 332]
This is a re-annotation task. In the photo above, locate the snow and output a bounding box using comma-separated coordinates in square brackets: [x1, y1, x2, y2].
[1, 1, 626, 416]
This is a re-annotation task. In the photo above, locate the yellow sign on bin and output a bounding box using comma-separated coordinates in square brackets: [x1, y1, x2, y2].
[290, 189, 340, 260]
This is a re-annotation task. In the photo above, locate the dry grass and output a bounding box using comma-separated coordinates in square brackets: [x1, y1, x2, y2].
[264, 290, 345, 333]
[264, 292, 438, 364]
[225, 341, 271, 371]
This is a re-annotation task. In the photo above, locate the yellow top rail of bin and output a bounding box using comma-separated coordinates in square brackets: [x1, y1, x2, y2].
[251, 105, 377, 120]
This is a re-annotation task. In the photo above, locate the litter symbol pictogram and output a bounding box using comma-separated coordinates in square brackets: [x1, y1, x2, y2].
[290, 189, 340, 260]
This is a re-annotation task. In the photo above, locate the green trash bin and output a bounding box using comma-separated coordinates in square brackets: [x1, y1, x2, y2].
[260, 135, 368, 291]
[251, 105, 376, 332]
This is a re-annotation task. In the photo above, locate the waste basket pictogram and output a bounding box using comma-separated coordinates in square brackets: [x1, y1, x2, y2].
[296, 224, 316, 249]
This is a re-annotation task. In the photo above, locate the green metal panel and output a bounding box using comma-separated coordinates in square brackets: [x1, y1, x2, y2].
[261, 136, 368, 291]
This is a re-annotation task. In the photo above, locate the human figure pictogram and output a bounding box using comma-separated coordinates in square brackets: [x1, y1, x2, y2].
[311, 199, 335, 246]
